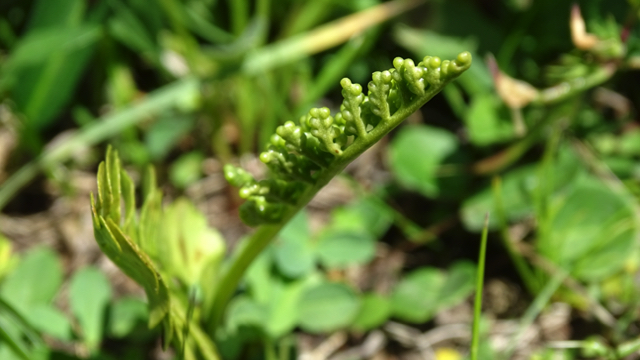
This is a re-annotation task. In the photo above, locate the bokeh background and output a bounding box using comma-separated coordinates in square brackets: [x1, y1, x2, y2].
[1, 0, 640, 359]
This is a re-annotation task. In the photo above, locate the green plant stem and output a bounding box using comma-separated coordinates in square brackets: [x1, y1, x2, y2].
[470, 213, 488, 360]
[209, 224, 283, 328]
[171, 300, 220, 360]
[210, 74, 457, 328]
[241, 0, 423, 74]
[535, 64, 615, 105]
[491, 176, 538, 294]
[189, 321, 220, 360]
[228, 0, 249, 36]
[473, 64, 614, 175]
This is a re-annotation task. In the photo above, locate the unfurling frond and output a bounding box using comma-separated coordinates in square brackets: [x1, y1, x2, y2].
[226, 52, 472, 226]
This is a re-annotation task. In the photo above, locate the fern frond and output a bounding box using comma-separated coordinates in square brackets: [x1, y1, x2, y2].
[226, 52, 472, 226]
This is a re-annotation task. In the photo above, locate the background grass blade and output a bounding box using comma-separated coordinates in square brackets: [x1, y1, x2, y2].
[470, 213, 488, 360]
[241, 0, 424, 74]
[0, 77, 199, 211]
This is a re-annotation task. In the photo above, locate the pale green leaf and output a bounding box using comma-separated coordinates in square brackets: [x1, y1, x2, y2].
[69, 267, 112, 349]
[540, 176, 638, 281]
[329, 197, 393, 238]
[108, 297, 148, 338]
[0, 247, 62, 314]
[389, 125, 459, 198]
[297, 282, 360, 333]
[352, 294, 391, 332]
[437, 261, 476, 308]
[26, 305, 71, 341]
[273, 211, 315, 278]
[266, 279, 308, 338]
[465, 94, 514, 146]
[225, 296, 268, 333]
[391, 268, 444, 323]
[316, 230, 376, 269]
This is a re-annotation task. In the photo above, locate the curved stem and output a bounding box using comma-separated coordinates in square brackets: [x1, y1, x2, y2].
[209, 224, 284, 327]
[209, 71, 465, 329]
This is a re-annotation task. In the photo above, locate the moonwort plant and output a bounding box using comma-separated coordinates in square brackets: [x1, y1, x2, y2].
[90, 51, 471, 358]
[216, 52, 471, 325]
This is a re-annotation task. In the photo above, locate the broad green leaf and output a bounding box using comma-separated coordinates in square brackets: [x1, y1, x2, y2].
[27, 306, 71, 341]
[461, 147, 583, 231]
[330, 197, 393, 238]
[279, 210, 310, 244]
[69, 267, 112, 349]
[108, 297, 148, 338]
[465, 94, 514, 146]
[0, 247, 62, 314]
[137, 168, 163, 261]
[265, 278, 309, 338]
[390, 263, 475, 324]
[386, 261, 477, 326]
[539, 175, 638, 281]
[352, 294, 391, 332]
[315, 230, 376, 269]
[297, 282, 360, 333]
[241, 262, 317, 338]
[389, 124, 459, 198]
[273, 211, 315, 278]
[437, 261, 476, 307]
[391, 268, 444, 323]
[168, 200, 226, 318]
[245, 250, 274, 305]
[225, 296, 268, 333]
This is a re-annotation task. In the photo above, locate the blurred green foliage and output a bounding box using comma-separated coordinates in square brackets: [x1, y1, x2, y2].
[2, 0, 640, 359]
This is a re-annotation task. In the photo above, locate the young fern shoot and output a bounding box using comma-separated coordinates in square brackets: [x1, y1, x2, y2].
[215, 51, 472, 326]
[225, 52, 471, 225]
